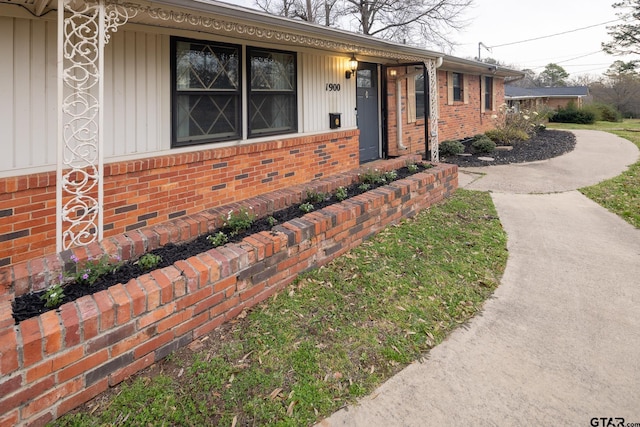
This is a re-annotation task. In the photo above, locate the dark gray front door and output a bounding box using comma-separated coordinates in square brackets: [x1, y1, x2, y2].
[356, 63, 380, 163]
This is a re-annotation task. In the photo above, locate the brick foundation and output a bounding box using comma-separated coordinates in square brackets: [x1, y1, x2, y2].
[0, 130, 359, 269]
[0, 157, 457, 426]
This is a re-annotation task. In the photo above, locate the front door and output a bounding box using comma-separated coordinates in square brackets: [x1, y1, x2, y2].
[356, 63, 380, 163]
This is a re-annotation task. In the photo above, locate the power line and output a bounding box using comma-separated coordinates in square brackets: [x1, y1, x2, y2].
[489, 19, 620, 49]
[527, 51, 603, 69]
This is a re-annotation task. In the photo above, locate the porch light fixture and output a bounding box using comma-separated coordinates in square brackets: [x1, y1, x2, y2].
[389, 69, 397, 77]
[346, 54, 358, 79]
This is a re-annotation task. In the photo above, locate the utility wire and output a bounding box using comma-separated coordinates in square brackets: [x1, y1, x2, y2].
[527, 51, 603, 69]
[489, 19, 620, 49]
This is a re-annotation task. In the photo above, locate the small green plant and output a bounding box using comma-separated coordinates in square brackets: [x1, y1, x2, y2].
[358, 183, 371, 192]
[68, 254, 122, 286]
[359, 168, 386, 186]
[299, 202, 315, 213]
[137, 253, 162, 271]
[223, 207, 256, 236]
[207, 231, 229, 247]
[471, 135, 496, 154]
[335, 186, 348, 201]
[267, 216, 278, 227]
[305, 189, 327, 204]
[384, 170, 398, 181]
[439, 140, 465, 156]
[407, 163, 419, 173]
[40, 283, 65, 308]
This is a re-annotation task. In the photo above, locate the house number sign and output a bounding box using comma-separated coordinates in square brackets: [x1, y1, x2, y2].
[325, 83, 341, 91]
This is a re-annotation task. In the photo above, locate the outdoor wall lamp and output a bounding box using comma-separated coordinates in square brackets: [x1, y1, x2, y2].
[389, 69, 397, 78]
[345, 54, 358, 79]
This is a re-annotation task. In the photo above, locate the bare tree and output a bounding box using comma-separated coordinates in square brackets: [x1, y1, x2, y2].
[256, 0, 472, 47]
[342, 0, 472, 48]
[255, 0, 339, 24]
[590, 61, 640, 117]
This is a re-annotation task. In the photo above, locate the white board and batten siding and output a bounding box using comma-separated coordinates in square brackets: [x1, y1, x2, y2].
[0, 16, 57, 176]
[0, 18, 357, 178]
[300, 54, 357, 133]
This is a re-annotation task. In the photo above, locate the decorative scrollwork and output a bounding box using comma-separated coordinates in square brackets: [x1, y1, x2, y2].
[57, 0, 134, 251]
[114, 1, 427, 63]
[426, 59, 440, 163]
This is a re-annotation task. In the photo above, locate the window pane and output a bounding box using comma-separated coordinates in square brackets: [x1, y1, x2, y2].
[248, 48, 297, 137]
[357, 69, 372, 88]
[415, 74, 425, 117]
[485, 77, 493, 110]
[176, 41, 239, 90]
[453, 73, 462, 101]
[250, 50, 295, 91]
[176, 94, 239, 142]
[250, 94, 296, 135]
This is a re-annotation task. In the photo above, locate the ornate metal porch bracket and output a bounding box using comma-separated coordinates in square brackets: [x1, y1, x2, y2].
[426, 58, 439, 163]
[56, 0, 136, 252]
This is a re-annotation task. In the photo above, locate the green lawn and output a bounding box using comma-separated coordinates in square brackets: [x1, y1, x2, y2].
[547, 120, 640, 228]
[54, 189, 508, 427]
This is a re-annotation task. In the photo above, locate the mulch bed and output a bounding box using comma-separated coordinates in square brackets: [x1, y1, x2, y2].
[12, 164, 432, 324]
[441, 129, 576, 167]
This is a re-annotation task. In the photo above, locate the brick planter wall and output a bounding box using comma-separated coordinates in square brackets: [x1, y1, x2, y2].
[0, 130, 359, 269]
[0, 158, 457, 426]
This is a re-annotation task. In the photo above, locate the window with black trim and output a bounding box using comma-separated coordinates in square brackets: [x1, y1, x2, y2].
[484, 76, 493, 110]
[248, 47, 297, 137]
[415, 74, 425, 117]
[172, 38, 241, 147]
[453, 72, 462, 102]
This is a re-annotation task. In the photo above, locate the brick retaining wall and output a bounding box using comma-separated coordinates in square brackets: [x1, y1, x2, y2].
[0, 158, 457, 426]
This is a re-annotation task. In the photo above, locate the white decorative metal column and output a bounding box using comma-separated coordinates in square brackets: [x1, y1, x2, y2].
[56, 0, 132, 252]
[426, 58, 440, 163]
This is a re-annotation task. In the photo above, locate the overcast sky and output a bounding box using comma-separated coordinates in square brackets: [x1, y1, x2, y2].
[224, 0, 632, 78]
[450, 0, 630, 78]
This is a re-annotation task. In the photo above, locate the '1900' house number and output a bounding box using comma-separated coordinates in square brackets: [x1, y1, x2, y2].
[326, 83, 341, 91]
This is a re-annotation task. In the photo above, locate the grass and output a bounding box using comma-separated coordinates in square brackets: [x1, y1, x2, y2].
[547, 120, 640, 228]
[53, 189, 508, 427]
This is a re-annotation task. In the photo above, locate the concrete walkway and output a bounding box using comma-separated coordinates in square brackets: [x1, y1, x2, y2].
[319, 130, 640, 426]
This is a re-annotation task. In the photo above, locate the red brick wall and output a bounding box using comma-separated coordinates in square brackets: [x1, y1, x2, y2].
[0, 159, 458, 426]
[384, 69, 506, 157]
[386, 70, 427, 158]
[0, 131, 359, 269]
[436, 71, 505, 141]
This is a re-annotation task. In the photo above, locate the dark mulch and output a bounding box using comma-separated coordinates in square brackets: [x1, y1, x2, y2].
[12, 164, 433, 323]
[441, 129, 576, 167]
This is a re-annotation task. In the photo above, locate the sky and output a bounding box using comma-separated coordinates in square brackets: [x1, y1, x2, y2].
[224, 0, 633, 79]
[449, 0, 632, 78]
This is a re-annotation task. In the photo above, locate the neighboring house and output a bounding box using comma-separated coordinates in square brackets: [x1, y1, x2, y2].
[505, 85, 590, 111]
[0, 0, 522, 269]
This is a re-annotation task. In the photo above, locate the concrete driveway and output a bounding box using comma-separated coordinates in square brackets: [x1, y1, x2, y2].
[318, 130, 640, 426]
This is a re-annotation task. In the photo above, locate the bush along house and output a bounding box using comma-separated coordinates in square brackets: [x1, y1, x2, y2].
[0, 0, 523, 423]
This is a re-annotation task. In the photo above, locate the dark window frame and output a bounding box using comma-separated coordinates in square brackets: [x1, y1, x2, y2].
[247, 47, 298, 138]
[170, 37, 242, 148]
[453, 72, 463, 102]
[484, 76, 494, 111]
[415, 73, 425, 118]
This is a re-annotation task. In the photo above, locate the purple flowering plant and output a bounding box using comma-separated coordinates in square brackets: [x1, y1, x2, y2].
[67, 254, 123, 286]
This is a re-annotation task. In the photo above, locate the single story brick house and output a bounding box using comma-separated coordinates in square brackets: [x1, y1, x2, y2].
[505, 85, 590, 111]
[0, 0, 522, 269]
[0, 0, 525, 423]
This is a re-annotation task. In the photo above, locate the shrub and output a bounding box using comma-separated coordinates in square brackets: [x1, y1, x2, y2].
[485, 128, 529, 145]
[589, 103, 622, 122]
[549, 107, 596, 124]
[471, 135, 496, 154]
[439, 139, 464, 156]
